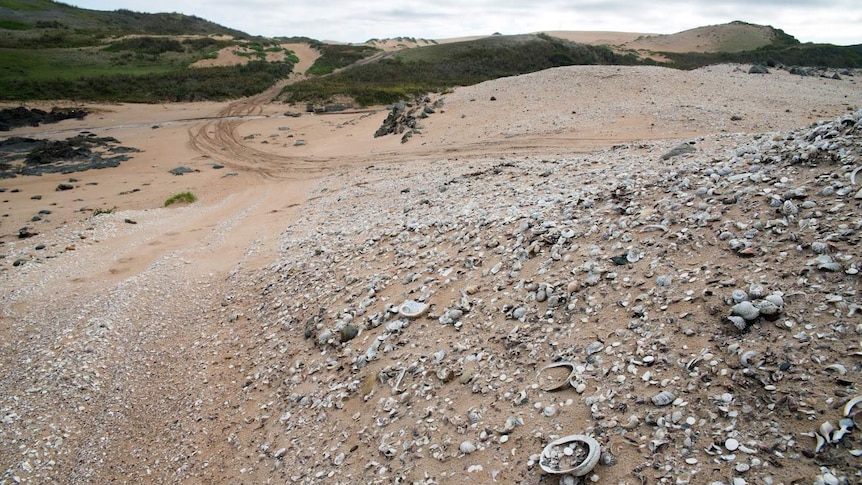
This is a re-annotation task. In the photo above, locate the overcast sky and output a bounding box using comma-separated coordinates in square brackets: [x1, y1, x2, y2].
[64, 0, 861, 45]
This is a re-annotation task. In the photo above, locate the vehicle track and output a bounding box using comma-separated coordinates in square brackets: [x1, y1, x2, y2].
[187, 81, 335, 179]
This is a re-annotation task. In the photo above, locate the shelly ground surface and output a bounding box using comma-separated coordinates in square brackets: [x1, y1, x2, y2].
[201, 114, 862, 484]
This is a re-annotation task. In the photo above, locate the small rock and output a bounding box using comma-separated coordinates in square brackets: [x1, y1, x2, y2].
[339, 324, 358, 342]
[169, 166, 195, 176]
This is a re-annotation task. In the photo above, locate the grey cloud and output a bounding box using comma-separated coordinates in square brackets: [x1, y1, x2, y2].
[65, 0, 860, 44]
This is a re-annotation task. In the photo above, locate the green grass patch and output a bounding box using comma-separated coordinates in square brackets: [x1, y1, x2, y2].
[306, 43, 381, 75]
[0, 60, 293, 102]
[92, 206, 117, 216]
[0, 20, 32, 30]
[103, 36, 184, 55]
[164, 191, 197, 206]
[0, 0, 51, 10]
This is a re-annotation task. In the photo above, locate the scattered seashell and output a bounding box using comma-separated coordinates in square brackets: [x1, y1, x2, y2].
[584, 341, 604, 356]
[436, 367, 454, 383]
[731, 301, 760, 321]
[651, 390, 675, 406]
[819, 421, 835, 442]
[764, 293, 784, 308]
[814, 432, 826, 454]
[496, 416, 524, 434]
[459, 440, 477, 454]
[739, 350, 762, 368]
[748, 283, 766, 299]
[726, 315, 748, 331]
[831, 418, 854, 443]
[825, 363, 847, 376]
[537, 361, 576, 392]
[756, 299, 781, 320]
[620, 415, 640, 429]
[539, 434, 601, 476]
[843, 394, 862, 417]
[725, 437, 739, 451]
[398, 300, 428, 318]
[811, 241, 830, 254]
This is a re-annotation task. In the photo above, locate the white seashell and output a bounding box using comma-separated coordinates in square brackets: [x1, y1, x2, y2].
[739, 350, 762, 368]
[819, 261, 843, 271]
[585, 341, 604, 355]
[811, 241, 830, 254]
[843, 394, 862, 417]
[398, 300, 428, 318]
[731, 289, 749, 303]
[748, 283, 766, 299]
[814, 432, 826, 453]
[731, 301, 760, 321]
[496, 416, 524, 434]
[756, 299, 780, 320]
[820, 473, 840, 485]
[831, 418, 855, 443]
[620, 415, 640, 429]
[725, 437, 739, 451]
[764, 294, 784, 308]
[726, 316, 747, 331]
[825, 363, 847, 376]
[537, 361, 576, 392]
[651, 390, 675, 406]
[539, 434, 601, 476]
[819, 421, 835, 442]
[459, 440, 477, 454]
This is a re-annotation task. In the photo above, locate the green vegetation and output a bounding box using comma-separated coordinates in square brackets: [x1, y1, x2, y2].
[92, 206, 117, 215]
[306, 43, 381, 75]
[283, 34, 633, 106]
[661, 43, 862, 70]
[1, 60, 293, 102]
[0, 0, 51, 10]
[164, 191, 197, 206]
[0, 1, 295, 103]
[103, 36, 184, 55]
[0, 0, 249, 50]
[0, 19, 29, 29]
[2, 2, 859, 107]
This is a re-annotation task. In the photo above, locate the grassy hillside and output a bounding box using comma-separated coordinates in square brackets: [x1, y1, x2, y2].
[2, 4, 859, 105]
[0, 1, 297, 101]
[0, 0, 249, 48]
[281, 34, 637, 106]
[660, 43, 862, 70]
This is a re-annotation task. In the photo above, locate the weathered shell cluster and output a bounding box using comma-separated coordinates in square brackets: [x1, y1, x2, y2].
[227, 108, 862, 484]
[726, 283, 785, 330]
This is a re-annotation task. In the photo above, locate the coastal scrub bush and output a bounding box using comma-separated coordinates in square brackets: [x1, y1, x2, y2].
[164, 191, 197, 206]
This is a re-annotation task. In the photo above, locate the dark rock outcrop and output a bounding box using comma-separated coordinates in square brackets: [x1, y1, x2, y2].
[0, 107, 88, 132]
[374, 96, 444, 143]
